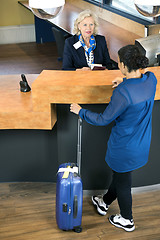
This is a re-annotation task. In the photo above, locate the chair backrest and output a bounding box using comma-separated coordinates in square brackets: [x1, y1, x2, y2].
[52, 26, 65, 60]
[52, 27, 71, 61]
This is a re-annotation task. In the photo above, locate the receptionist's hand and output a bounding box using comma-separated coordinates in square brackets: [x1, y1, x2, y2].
[76, 67, 91, 71]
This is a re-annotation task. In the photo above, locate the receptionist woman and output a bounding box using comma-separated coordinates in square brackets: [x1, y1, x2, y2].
[62, 9, 115, 71]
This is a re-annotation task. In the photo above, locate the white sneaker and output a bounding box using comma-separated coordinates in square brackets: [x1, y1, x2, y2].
[109, 214, 135, 232]
[92, 195, 109, 216]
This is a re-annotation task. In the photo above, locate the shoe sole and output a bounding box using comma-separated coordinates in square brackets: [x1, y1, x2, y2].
[109, 217, 135, 232]
[91, 196, 107, 216]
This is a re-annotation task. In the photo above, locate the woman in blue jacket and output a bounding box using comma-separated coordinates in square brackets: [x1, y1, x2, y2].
[70, 45, 157, 232]
[62, 9, 115, 70]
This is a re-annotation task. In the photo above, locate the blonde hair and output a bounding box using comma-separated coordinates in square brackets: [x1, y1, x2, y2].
[73, 9, 99, 36]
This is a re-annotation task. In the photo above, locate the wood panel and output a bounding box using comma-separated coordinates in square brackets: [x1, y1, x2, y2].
[148, 24, 160, 36]
[0, 182, 159, 239]
[31, 70, 123, 112]
[0, 66, 160, 129]
[32, 67, 160, 113]
[0, 74, 57, 130]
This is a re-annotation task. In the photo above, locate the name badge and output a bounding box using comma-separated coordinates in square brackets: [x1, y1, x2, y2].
[73, 41, 82, 50]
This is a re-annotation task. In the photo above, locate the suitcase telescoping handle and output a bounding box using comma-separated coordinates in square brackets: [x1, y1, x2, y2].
[77, 116, 82, 176]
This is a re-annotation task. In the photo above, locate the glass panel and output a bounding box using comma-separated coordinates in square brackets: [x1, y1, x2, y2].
[86, 0, 154, 23]
[111, 0, 153, 21]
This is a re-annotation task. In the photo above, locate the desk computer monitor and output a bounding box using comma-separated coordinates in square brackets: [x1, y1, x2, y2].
[135, 34, 160, 66]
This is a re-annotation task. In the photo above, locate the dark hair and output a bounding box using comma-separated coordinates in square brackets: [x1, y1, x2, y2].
[118, 45, 149, 73]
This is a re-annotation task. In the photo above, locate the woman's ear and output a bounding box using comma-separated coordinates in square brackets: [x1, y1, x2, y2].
[121, 62, 125, 69]
[118, 60, 127, 75]
[122, 62, 128, 73]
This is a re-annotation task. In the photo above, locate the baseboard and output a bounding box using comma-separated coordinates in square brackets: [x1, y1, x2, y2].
[0, 25, 36, 44]
[83, 183, 160, 196]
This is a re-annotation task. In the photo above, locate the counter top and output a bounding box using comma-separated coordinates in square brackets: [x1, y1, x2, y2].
[0, 74, 56, 129]
[0, 67, 159, 130]
[31, 70, 123, 112]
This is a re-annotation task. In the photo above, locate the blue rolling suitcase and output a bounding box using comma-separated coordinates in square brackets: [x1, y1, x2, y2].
[56, 117, 83, 233]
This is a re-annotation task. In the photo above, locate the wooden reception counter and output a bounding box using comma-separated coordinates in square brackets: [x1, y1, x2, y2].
[0, 66, 160, 130]
[0, 69, 160, 188]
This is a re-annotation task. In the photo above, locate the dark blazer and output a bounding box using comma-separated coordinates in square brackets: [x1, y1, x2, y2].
[62, 34, 113, 70]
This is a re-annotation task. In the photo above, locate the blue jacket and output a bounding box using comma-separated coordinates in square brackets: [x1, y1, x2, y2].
[62, 34, 112, 70]
[79, 72, 157, 173]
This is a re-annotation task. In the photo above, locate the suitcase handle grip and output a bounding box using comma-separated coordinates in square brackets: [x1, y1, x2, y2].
[73, 195, 78, 218]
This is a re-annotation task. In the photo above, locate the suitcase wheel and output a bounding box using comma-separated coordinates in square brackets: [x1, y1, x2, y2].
[73, 226, 82, 233]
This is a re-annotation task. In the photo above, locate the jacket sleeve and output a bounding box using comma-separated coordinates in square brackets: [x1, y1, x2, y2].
[99, 36, 118, 70]
[79, 89, 129, 126]
[62, 38, 76, 71]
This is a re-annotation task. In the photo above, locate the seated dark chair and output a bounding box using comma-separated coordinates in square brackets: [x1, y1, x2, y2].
[52, 26, 71, 61]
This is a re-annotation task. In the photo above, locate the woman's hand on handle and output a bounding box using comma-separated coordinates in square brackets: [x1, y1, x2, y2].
[70, 103, 82, 115]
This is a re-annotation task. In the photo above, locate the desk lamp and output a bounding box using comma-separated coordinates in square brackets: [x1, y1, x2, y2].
[29, 0, 65, 19]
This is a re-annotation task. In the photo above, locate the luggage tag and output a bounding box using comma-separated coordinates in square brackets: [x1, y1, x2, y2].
[62, 166, 71, 179]
[58, 166, 79, 179]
